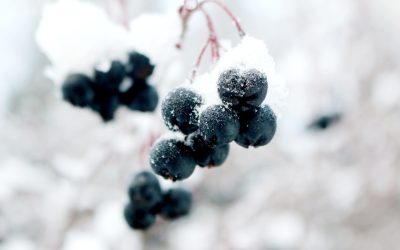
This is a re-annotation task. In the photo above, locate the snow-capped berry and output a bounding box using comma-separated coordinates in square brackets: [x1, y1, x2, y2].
[235, 105, 277, 148]
[128, 171, 162, 210]
[218, 68, 268, 111]
[120, 79, 159, 112]
[94, 60, 126, 90]
[159, 188, 192, 220]
[199, 105, 240, 146]
[186, 132, 230, 167]
[161, 88, 202, 134]
[89, 87, 119, 122]
[124, 203, 156, 230]
[150, 139, 196, 181]
[127, 52, 155, 79]
[61, 74, 94, 107]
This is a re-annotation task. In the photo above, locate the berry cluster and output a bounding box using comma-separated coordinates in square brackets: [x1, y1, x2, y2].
[150, 67, 277, 181]
[61, 52, 158, 122]
[124, 171, 192, 230]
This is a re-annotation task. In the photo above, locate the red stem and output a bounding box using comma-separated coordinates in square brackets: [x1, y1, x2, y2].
[191, 38, 211, 82]
[118, 0, 129, 29]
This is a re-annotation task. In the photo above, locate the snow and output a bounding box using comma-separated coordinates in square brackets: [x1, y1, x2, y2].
[36, 0, 131, 84]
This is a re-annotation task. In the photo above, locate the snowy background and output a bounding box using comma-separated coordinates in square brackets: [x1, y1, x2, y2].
[1, 0, 400, 249]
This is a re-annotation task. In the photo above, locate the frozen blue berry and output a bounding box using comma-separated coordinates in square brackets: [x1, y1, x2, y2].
[128, 171, 162, 210]
[186, 132, 230, 167]
[159, 188, 192, 219]
[61, 74, 94, 107]
[150, 139, 196, 181]
[124, 203, 156, 230]
[235, 105, 277, 148]
[127, 52, 155, 79]
[218, 68, 268, 111]
[94, 60, 126, 90]
[120, 79, 159, 112]
[308, 113, 341, 131]
[199, 105, 240, 146]
[89, 86, 119, 122]
[161, 87, 202, 135]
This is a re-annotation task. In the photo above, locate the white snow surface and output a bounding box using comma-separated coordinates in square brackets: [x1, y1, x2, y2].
[36, 0, 132, 85]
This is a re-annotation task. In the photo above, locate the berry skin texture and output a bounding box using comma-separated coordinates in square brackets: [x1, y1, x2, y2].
[150, 139, 196, 181]
[127, 52, 155, 79]
[218, 68, 268, 112]
[187, 132, 230, 167]
[128, 171, 162, 210]
[235, 105, 277, 148]
[199, 105, 240, 146]
[120, 79, 159, 112]
[161, 87, 202, 135]
[159, 188, 192, 220]
[62, 74, 94, 107]
[124, 203, 156, 230]
[94, 60, 126, 90]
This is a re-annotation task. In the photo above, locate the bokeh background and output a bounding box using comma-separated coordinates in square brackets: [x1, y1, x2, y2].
[1, 0, 400, 249]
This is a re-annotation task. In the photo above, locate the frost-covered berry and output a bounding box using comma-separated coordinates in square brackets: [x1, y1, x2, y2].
[124, 203, 156, 230]
[161, 87, 202, 134]
[128, 171, 162, 210]
[159, 188, 192, 220]
[218, 68, 268, 111]
[150, 139, 196, 181]
[127, 52, 155, 79]
[120, 79, 159, 112]
[199, 105, 240, 146]
[186, 132, 230, 167]
[89, 87, 119, 122]
[94, 60, 126, 90]
[235, 105, 277, 148]
[61, 74, 94, 107]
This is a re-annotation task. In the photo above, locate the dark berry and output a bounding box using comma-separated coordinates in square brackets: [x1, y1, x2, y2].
[308, 113, 341, 131]
[161, 88, 202, 134]
[89, 86, 119, 122]
[127, 52, 155, 79]
[120, 79, 159, 112]
[186, 132, 230, 167]
[199, 105, 240, 146]
[150, 139, 196, 181]
[128, 171, 162, 210]
[235, 105, 277, 148]
[159, 188, 192, 220]
[94, 60, 126, 90]
[124, 203, 156, 230]
[218, 68, 268, 111]
[61, 74, 94, 107]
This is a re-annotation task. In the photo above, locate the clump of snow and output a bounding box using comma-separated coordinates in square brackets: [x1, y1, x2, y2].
[36, 0, 131, 85]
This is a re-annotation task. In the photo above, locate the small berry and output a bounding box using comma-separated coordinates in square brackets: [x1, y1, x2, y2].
[61, 74, 94, 107]
[150, 139, 196, 181]
[124, 203, 156, 230]
[235, 105, 277, 148]
[128, 171, 162, 210]
[159, 188, 192, 220]
[186, 132, 230, 167]
[199, 105, 240, 146]
[94, 60, 126, 90]
[89, 87, 119, 122]
[120, 79, 159, 112]
[127, 52, 155, 79]
[308, 113, 341, 131]
[161, 87, 202, 135]
[218, 68, 268, 111]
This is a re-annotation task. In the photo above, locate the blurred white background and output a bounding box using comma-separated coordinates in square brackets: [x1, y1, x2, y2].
[1, 0, 400, 249]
